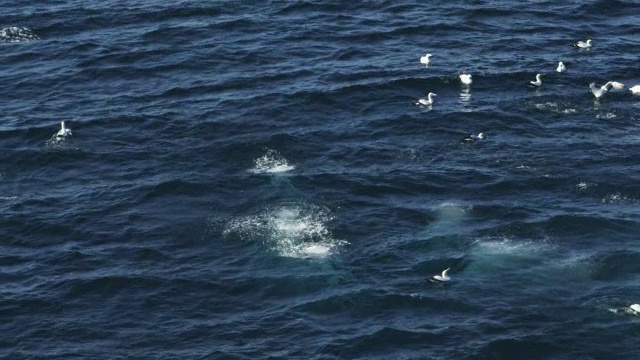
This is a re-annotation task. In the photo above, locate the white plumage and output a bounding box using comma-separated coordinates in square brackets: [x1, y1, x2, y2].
[431, 268, 451, 282]
[416, 92, 436, 106]
[529, 74, 542, 87]
[56, 121, 72, 138]
[420, 54, 432, 66]
[589, 82, 608, 98]
[573, 39, 592, 48]
[459, 73, 472, 85]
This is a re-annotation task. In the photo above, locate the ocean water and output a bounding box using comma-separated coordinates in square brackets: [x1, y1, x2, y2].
[2, 1, 640, 358]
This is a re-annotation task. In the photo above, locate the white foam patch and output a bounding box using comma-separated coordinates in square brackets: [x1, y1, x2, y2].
[601, 193, 635, 204]
[420, 202, 469, 238]
[596, 112, 616, 120]
[473, 238, 548, 257]
[468, 237, 554, 275]
[250, 149, 295, 174]
[0, 27, 39, 43]
[534, 102, 577, 114]
[45, 134, 71, 147]
[435, 202, 467, 220]
[223, 203, 346, 259]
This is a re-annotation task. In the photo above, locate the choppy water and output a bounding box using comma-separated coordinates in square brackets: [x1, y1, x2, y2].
[3, 1, 640, 358]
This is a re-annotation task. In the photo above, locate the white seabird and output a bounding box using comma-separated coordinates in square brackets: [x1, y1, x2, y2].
[420, 54, 432, 66]
[556, 62, 566, 73]
[459, 73, 472, 86]
[529, 74, 542, 87]
[601, 81, 624, 92]
[630, 304, 640, 314]
[415, 92, 436, 106]
[56, 121, 72, 138]
[573, 39, 592, 49]
[608, 81, 624, 90]
[430, 268, 451, 283]
[589, 82, 608, 98]
[463, 132, 484, 142]
[630, 85, 640, 94]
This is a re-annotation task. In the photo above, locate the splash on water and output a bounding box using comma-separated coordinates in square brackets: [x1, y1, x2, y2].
[250, 149, 295, 174]
[223, 203, 346, 259]
[472, 237, 550, 257]
[468, 237, 554, 275]
[601, 192, 635, 204]
[596, 112, 616, 120]
[0, 27, 39, 43]
[534, 102, 577, 114]
[419, 202, 469, 239]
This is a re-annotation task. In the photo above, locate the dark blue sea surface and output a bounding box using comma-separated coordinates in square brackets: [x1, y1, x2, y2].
[2, 1, 640, 358]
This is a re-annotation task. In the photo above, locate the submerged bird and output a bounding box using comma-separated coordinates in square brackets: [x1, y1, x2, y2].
[56, 121, 72, 139]
[529, 74, 542, 87]
[463, 132, 484, 142]
[573, 39, 592, 49]
[589, 82, 608, 98]
[630, 85, 640, 94]
[430, 268, 451, 283]
[415, 92, 436, 106]
[420, 54, 432, 66]
[459, 73, 472, 86]
[556, 61, 566, 72]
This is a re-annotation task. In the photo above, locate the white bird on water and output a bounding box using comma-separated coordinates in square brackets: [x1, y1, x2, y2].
[573, 39, 592, 49]
[589, 82, 608, 98]
[556, 62, 566, 73]
[529, 74, 542, 87]
[463, 132, 484, 142]
[607, 81, 624, 90]
[415, 92, 436, 106]
[459, 73, 472, 86]
[420, 54, 432, 66]
[600, 81, 624, 92]
[56, 121, 72, 138]
[630, 85, 640, 94]
[431, 268, 451, 283]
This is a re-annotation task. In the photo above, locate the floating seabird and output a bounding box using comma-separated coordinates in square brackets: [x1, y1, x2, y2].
[463, 132, 484, 142]
[589, 82, 608, 98]
[420, 54, 432, 66]
[573, 39, 592, 49]
[430, 268, 451, 283]
[608, 81, 624, 89]
[459, 73, 472, 86]
[56, 121, 72, 139]
[415, 92, 436, 106]
[601, 81, 624, 92]
[556, 62, 566, 73]
[529, 74, 542, 87]
[630, 85, 640, 94]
